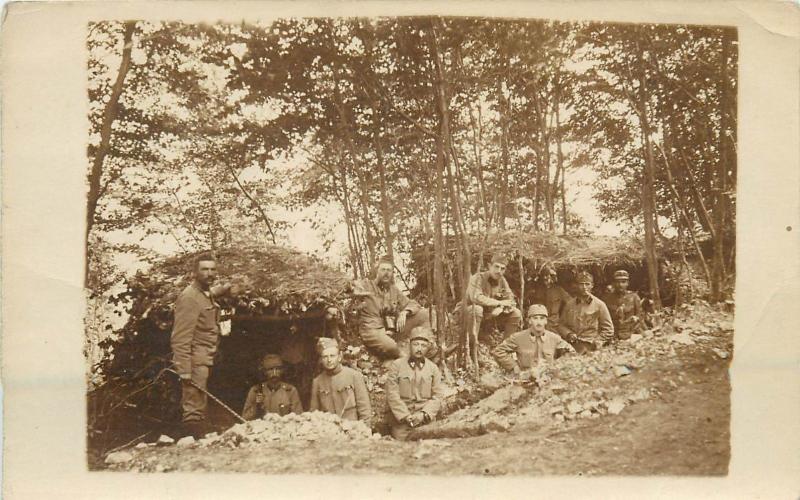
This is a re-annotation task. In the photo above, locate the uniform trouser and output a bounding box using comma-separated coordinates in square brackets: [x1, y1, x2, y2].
[464, 305, 522, 339]
[361, 308, 432, 359]
[390, 422, 414, 441]
[181, 364, 210, 423]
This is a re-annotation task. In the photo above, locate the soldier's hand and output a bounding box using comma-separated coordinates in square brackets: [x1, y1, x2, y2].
[397, 310, 408, 332]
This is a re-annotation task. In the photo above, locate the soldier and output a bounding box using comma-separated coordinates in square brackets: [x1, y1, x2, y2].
[557, 271, 615, 353]
[170, 253, 230, 438]
[353, 256, 431, 360]
[241, 354, 303, 420]
[309, 338, 372, 424]
[531, 266, 571, 331]
[603, 270, 646, 340]
[460, 254, 522, 339]
[493, 304, 575, 380]
[384, 327, 447, 441]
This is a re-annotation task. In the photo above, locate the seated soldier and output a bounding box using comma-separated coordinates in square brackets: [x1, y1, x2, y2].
[492, 304, 575, 380]
[310, 338, 372, 424]
[241, 354, 303, 420]
[603, 269, 646, 340]
[456, 254, 522, 340]
[558, 271, 615, 353]
[384, 327, 448, 441]
[353, 256, 432, 360]
[531, 266, 570, 331]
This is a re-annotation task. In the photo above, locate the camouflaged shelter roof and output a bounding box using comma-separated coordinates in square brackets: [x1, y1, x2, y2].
[123, 245, 352, 319]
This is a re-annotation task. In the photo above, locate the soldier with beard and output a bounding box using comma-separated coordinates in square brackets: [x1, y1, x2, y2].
[384, 327, 447, 440]
[558, 271, 615, 353]
[353, 256, 432, 360]
[241, 354, 303, 420]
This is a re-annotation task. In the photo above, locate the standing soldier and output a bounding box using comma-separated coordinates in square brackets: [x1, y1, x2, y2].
[603, 270, 646, 340]
[241, 354, 303, 420]
[558, 271, 615, 353]
[354, 256, 431, 360]
[493, 304, 575, 380]
[310, 338, 372, 424]
[460, 254, 522, 340]
[531, 266, 571, 331]
[171, 253, 233, 438]
[384, 327, 448, 441]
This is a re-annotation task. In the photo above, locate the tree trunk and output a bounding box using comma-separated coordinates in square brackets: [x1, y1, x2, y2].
[634, 40, 662, 309]
[712, 30, 733, 302]
[85, 21, 135, 289]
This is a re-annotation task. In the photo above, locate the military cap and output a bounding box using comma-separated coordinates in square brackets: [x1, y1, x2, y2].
[613, 270, 630, 280]
[316, 337, 339, 354]
[376, 255, 394, 267]
[527, 304, 548, 317]
[490, 254, 508, 266]
[409, 326, 434, 343]
[575, 271, 594, 284]
[261, 354, 284, 370]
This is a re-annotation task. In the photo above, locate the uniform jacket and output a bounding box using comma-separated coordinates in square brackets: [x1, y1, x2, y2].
[493, 329, 574, 371]
[603, 290, 645, 337]
[310, 366, 372, 423]
[385, 358, 447, 422]
[466, 271, 515, 308]
[241, 382, 303, 420]
[557, 294, 614, 342]
[354, 278, 421, 332]
[532, 285, 571, 329]
[171, 282, 221, 377]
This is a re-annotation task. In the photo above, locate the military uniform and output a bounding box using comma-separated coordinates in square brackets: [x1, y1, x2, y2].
[493, 328, 574, 370]
[310, 365, 372, 423]
[461, 270, 522, 338]
[558, 294, 615, 347]
[354, 278, 430, 359]
[604, 290, 645, 340]
[385, 356, 447, 440]
[532, 285, 571, 331]
[242, 382, 303, 420]
[171, 282, 221, 425]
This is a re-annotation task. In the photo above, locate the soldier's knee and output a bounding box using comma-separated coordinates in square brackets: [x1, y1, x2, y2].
[465, 305, 484, 318]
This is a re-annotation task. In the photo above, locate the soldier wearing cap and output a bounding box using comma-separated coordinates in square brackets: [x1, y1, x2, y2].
[385, 327, 448, 440]
[603, 269, 645, 340]
[531, 266, 571, 331]
[352, 256, 431, 360]
[557, 271, 615, 352]
[170, 252, 240, 438]
[309, 338, 372, 423]
[457, 254, 522, 340]
[493, 304, 575, 379]
[241, 354, 303, 420]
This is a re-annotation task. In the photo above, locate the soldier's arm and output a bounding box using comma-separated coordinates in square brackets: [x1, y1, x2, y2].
[353, 372, 373, 423]
[384, 362, 411, 422]
[598, 301, 615, 341]
[492, 336, 521, 372]
[170, 293, 200, 378]
[289, 387, 304, 413]
[400, 294, 422, 316]
[421, 364, 446, 420]
[309, 378, 320, 412]
[466, 273, 499, 307]
[557, 301, 576, 338]
[556, 334, 576, 353]
[241, 386, 258, 421]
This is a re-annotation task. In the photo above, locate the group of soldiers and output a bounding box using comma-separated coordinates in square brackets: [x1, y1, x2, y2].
[170, 252, 646, 440]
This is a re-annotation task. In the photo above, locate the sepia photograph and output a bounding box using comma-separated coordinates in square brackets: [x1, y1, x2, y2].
[84, 15, 738, 475]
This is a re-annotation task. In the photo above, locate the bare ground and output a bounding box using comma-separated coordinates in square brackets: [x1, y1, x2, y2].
[115, 326, 731, 476]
